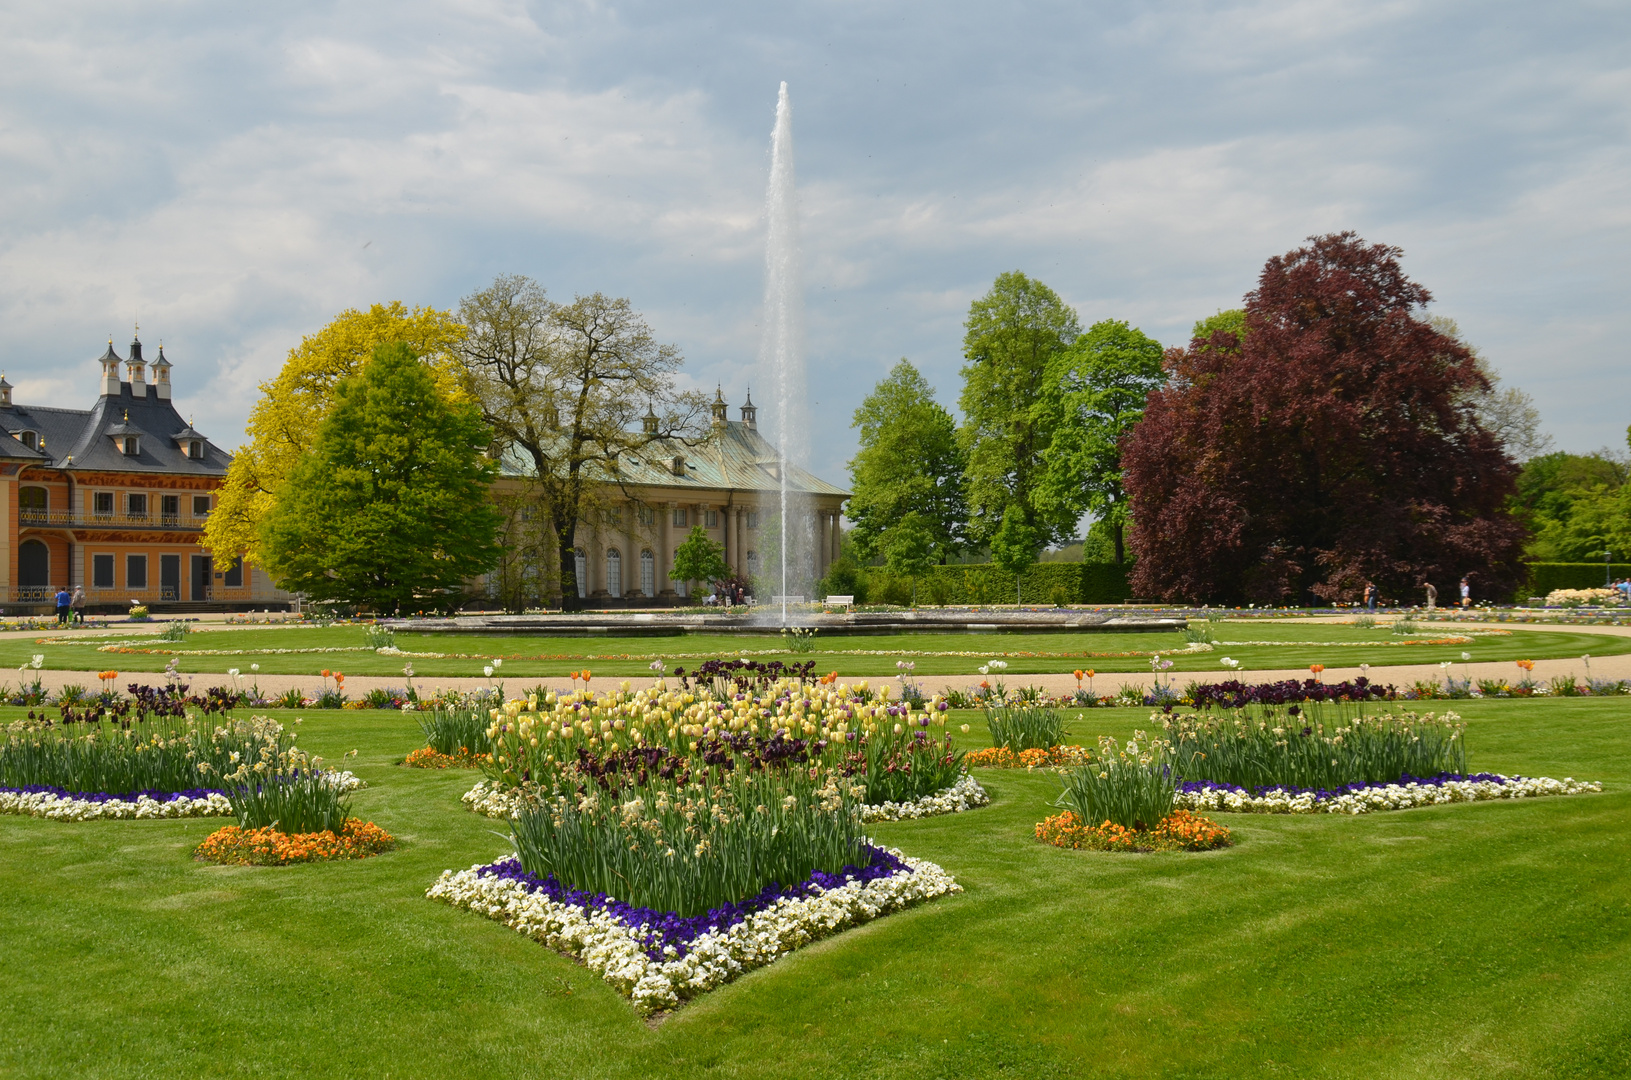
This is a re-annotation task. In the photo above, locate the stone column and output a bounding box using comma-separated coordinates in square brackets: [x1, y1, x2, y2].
[625, 503, 639, 600]
[658, 503, 674, 597]
[730, 506, 742, 575]
[830, 509, 842, 566]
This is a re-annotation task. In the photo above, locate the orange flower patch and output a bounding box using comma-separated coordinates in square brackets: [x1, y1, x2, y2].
[194, 819, 396, 866]
[966, 745, 1092, 770]
[404, 746, 490, 769]
[1035, 809, 1232, 853]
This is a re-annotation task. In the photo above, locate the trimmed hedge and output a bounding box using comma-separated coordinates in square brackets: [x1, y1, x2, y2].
[1524, 562, 1631, 599]
[856, 561, 1131, 606]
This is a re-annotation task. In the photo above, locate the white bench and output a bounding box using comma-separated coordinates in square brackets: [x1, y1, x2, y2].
[771, 595, 807, 604]
[823, 594, 854, 609]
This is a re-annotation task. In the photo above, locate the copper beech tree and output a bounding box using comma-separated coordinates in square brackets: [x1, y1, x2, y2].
[1122, 232, 1527, 605]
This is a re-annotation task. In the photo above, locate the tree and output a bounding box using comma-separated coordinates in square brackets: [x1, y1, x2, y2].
[457, 276, 706, 607]
[958, 271, 1082, 585]
[883, 512, 936, 603]
[205, 303, 466, 566]
[1122, 232, 1528, 605]
[846, 359, 967, 562]
[258, 343, 502, 613]
[671, 525, 728, 591]
[1035, 319, 1167, 564]
[1429, 316, 1554, 462]
[1512, 450, 1630, 561]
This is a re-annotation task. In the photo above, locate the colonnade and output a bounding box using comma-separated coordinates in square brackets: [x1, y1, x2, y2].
[570, 498, 842, 600]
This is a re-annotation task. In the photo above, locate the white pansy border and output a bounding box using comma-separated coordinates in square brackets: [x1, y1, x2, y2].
[427, 848, 961, 1014]
[0, 770, 366, 823]
[860, 773, 989, 821]
[1175, 774, 1602, 816]
[462, 773, 989, 823]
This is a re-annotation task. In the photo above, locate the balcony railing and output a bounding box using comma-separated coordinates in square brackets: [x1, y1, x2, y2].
[8, 586, 195, 605]
[18, 511, 204, 532]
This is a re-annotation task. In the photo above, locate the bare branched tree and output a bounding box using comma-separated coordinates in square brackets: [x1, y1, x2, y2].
[457, 275, 707, 606]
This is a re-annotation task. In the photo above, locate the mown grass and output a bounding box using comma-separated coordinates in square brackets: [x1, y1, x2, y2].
[1, 697, 1627, 1078]
[6, 620, 1625, 680]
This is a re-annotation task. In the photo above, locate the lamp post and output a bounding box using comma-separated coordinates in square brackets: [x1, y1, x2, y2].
[1593, 549, 1614, 586]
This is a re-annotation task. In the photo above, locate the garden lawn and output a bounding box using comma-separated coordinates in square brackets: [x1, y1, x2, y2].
[1, 697, 1627, 1079]
[8, 620, 1628, 680]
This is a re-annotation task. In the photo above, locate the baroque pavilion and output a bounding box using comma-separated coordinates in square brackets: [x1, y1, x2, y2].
[0, 334, 288, 611]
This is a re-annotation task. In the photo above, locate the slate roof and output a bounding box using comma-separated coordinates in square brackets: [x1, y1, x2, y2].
[0, 340, 229, 475]
[503, 419, 849, 498]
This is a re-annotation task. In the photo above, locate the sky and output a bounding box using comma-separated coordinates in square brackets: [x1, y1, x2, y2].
[2, 0, 1628, 492]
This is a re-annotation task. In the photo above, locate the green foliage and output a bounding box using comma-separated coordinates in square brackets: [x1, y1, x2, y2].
[671, 525, 728, 587]
[227, 770, 351, 834]
[1035, 319, 1167, 564]
[0, 713, 287, 796]
[883, 512, 935, 601]
[984, 705, 1065, 751]
[846, 360, 967, 561]
[510, 768, 865, 917]
[1525, 562, 1631, 597]
[1165, 708, 1468, 789]
[259, 343, 503, 614]
[418, 708, 493, 757]
[815, 556, 867, 603]
[858, 729, 965, 804]
[958, 272, 1081, 555]
[852, 561, 1130, 605]
[1514, 452, 1631, 562]
[1192, 308, 1247, 346]
[1056, 734, 1176, 830]
[362, 624, 395, 649]
[158, 621, 191, 642]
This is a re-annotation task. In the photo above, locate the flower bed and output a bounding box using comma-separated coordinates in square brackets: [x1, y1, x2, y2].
[1036, 809, 1232, 852]
[966, 745, 1092, 770]
[194, 818, 396, 864]
[1, 784, 232, 820]
[427, 845, 960, 1014]
[404, 746, 487, 769]
[859, 773, 989, 821]
[1175, 773, 1603, 815]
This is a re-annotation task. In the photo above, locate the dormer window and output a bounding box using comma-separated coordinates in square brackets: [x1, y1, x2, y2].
[116, 435, 140, 456]
[187, 440, 203, 460]
[17, 431, 37, 451]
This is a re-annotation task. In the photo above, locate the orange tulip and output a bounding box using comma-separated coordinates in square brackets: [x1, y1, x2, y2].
[1073, 669, 1085, 682]
[1516, 659, 1535, 672]
[1310, 664, 1325, 675]
[1085, 669, 1095, 679]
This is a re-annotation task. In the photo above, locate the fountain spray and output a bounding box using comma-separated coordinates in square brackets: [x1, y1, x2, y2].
[761, 82, 807, 628]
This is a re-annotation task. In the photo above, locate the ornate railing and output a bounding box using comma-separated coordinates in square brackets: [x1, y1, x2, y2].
[18, 511, 204, 531]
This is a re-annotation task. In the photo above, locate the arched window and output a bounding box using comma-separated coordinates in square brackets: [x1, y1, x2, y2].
[605, 548, 622, 598]
[640, 550, 655, 597]
[18, 539, 48, 588]
[573, 548, 587, 599]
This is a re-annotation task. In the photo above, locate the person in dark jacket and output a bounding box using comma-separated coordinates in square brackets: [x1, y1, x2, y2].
[54, 586, 71, 625]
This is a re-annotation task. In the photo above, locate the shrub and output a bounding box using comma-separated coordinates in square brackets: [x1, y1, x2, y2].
[984, 705, 1065, 751]
[1055, 733, 1175, 830]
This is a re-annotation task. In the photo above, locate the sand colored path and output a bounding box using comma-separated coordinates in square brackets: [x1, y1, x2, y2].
[4, 616, 1629, 703]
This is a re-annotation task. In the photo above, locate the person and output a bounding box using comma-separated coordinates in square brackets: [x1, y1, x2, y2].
[1424, 582, 1437, 610]
[70, 585, 86, 625]
[53, 585, 71, 626]
[1364, 582, 1377, 612]
[1460, 576, 1471, 609]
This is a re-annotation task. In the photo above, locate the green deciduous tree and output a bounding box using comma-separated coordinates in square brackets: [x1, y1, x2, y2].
[259, 343, 502, 613]
[1513, 450, 1631, 562]
[958, 272, 1082, 586]
[846, 359, 966, 562]
[671, 525, 728, 591]
[1035, 319, 1166, 564]
[883, 512, 936, 603]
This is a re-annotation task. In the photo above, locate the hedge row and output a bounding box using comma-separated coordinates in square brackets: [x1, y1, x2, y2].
[1523, 562, 1631, 598]
[847, 561, 1132, 606]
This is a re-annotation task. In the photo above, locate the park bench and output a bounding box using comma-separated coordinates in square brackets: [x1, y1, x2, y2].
[823, 594, 854, 610]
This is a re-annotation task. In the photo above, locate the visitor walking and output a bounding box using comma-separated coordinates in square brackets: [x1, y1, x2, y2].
[1460, 577, 1471, 609]
[1364, 582, 1377, 611]
[1424, 582, 1437, 610]
[70, 585, 86, 624]
[53, 585, 71, 625]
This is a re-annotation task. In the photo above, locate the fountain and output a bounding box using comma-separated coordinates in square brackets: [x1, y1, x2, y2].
[761, 81, 810, 627]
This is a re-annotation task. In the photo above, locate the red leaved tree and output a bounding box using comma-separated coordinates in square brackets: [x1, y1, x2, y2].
[1123, 232, 1527, 605]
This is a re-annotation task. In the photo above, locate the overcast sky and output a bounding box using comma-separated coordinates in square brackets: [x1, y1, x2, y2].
[2, 1, 1627, 490]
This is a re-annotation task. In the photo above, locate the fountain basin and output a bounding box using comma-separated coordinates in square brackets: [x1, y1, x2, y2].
[382, 609, 1187, 637]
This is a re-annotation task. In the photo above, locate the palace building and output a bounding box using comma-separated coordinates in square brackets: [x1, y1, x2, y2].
[493, 389, 849, 604]
[0, 334, 289, 611]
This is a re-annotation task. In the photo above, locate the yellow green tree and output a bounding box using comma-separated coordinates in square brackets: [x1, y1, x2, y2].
[205, 302, 466, 565]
